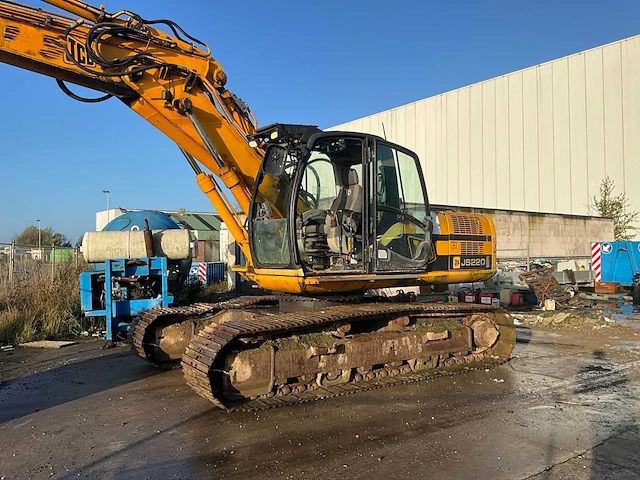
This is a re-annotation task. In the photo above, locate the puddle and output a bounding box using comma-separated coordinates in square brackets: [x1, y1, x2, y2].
[589, 301, 640, 330]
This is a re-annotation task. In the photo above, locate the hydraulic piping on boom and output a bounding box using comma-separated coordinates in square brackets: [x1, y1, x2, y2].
[0, 0, 515, 409]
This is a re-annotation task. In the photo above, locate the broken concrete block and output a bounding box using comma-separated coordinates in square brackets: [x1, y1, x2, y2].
[426, 331, 450, 341]
[19, 340, 79, 349]
[551, 313, 571, 324]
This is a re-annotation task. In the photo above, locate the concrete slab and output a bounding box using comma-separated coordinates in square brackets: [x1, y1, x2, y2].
[18, 340, 79, 349]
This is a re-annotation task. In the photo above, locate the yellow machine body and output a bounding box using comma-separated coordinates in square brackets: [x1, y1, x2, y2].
[0, 0, 497, 294]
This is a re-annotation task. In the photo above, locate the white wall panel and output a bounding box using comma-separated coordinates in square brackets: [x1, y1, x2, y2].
[469, 84, 484, 206]
[403, 102, 416, 153]
[603, 43, 625, 192]
[622, 38, 640, 222]
[522, 67, 540, 212]
[585, 48, 606, 208]
[446, 92, 459, 205]
[423, 98, 437, 201]
[508, 71, 525, 210]
[538, 62, 555, 212]
[568, 54, 588, 214]
[552, 59, 572, 213]
[482, 82, 497, 208]
[458, 88, 472, 207]
[329, 35, 640, 221]
[435, 96, 445, 202]
[495, 76, 511, 208]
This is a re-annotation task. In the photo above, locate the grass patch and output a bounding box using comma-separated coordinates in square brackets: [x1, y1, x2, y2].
[0, 262, 87, 345]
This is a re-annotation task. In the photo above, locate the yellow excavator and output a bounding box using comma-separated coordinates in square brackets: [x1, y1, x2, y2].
[0, 0, 515, 410]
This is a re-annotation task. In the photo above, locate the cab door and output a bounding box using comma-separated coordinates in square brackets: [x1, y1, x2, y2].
[370, 140, 432, 272]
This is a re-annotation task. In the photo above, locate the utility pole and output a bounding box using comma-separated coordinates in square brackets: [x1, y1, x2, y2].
[36, 218, 41, 260]
[102, 190, 110, 223]
[8, 239, 15, 283]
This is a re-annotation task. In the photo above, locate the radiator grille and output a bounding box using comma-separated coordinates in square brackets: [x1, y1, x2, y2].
[450, 214, 484, 234]
[461, 241, 483, 255]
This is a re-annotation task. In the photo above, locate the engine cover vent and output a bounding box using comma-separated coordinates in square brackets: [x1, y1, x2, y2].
[450, 214, 484, 235]
[461, 241, 483, 255]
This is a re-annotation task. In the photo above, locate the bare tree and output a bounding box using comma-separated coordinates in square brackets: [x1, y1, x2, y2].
[590, 176, 639, 240]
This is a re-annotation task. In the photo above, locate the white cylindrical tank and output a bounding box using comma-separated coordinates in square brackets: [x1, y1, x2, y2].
[81, 229, 192, 262]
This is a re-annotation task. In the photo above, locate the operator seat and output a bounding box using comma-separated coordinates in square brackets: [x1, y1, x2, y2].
[326, 168, 363, 254]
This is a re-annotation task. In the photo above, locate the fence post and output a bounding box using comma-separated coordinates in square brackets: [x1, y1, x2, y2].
[8, 239, 15, 283]
[526, 245, 531, 272]
[51, 245, 55, 281]
[75, 246, 79, 269]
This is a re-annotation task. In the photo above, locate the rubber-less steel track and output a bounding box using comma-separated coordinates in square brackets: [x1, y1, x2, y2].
[180, 303, 515, 411]
[127, 296, 279, 369]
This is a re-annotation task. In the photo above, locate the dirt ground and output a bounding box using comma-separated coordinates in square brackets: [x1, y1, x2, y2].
[1, 322, 640, 480]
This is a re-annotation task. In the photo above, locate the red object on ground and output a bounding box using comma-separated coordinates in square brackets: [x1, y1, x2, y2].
[594, 281, 624, 294]
[511, 292, 523, 305]
[460, 291, 477, 303]
[479, 293, 493, 305]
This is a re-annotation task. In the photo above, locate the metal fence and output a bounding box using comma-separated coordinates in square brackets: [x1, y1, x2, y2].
[496, 245, 591, 272]
[0, 241, 81, 283]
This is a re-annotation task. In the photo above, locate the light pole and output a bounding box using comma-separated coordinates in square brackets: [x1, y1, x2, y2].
[36, 219, 41, 260]
[102, 190, 110, 223]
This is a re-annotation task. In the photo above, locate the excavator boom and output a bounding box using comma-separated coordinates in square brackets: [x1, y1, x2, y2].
[0, 0, 261, 256]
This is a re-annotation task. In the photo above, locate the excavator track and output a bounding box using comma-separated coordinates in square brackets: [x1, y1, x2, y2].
[127, 296, 279, 369]
[181, 302, 516, 411]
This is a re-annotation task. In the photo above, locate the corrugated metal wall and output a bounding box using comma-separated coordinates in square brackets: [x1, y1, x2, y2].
[329, 35, 640, 217]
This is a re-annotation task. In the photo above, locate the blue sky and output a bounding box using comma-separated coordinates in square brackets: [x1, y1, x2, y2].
[1, 0, 640, 243]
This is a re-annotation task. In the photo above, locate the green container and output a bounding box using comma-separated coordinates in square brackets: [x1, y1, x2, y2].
[53, 248, 75, 262]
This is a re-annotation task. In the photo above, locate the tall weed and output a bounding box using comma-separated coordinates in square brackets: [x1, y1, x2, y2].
[0, 262, 86, 345]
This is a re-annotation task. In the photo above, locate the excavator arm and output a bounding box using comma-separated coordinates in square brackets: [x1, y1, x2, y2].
[0, 0, 265, 257]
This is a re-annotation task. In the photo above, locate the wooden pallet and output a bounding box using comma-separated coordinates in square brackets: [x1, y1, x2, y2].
[519, 267, 580, 307]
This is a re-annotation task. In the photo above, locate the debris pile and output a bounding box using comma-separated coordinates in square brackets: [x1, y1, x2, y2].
[513, 311, 631, 331]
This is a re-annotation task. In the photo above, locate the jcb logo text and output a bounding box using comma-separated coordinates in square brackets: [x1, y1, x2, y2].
[65, 38, 95, 66]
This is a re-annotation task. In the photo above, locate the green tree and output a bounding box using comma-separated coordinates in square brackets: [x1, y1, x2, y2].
[13, 225, 72, 247]
[590, 176, 639, 240]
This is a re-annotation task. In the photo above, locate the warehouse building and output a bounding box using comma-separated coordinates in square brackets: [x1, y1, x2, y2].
[329, 35, 640, 257]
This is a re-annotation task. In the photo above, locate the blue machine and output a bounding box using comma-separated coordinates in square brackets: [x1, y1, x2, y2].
[80, 210, 191, 340]
[103, 210, 180, 232]
[597, 241, 640, 286]
[80, 257, 174, 340]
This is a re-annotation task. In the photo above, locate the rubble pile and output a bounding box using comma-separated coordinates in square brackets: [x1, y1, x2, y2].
[512, 311, 632, 331]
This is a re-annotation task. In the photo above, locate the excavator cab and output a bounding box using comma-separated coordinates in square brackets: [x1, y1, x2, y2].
[249, 125, 433, 276]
